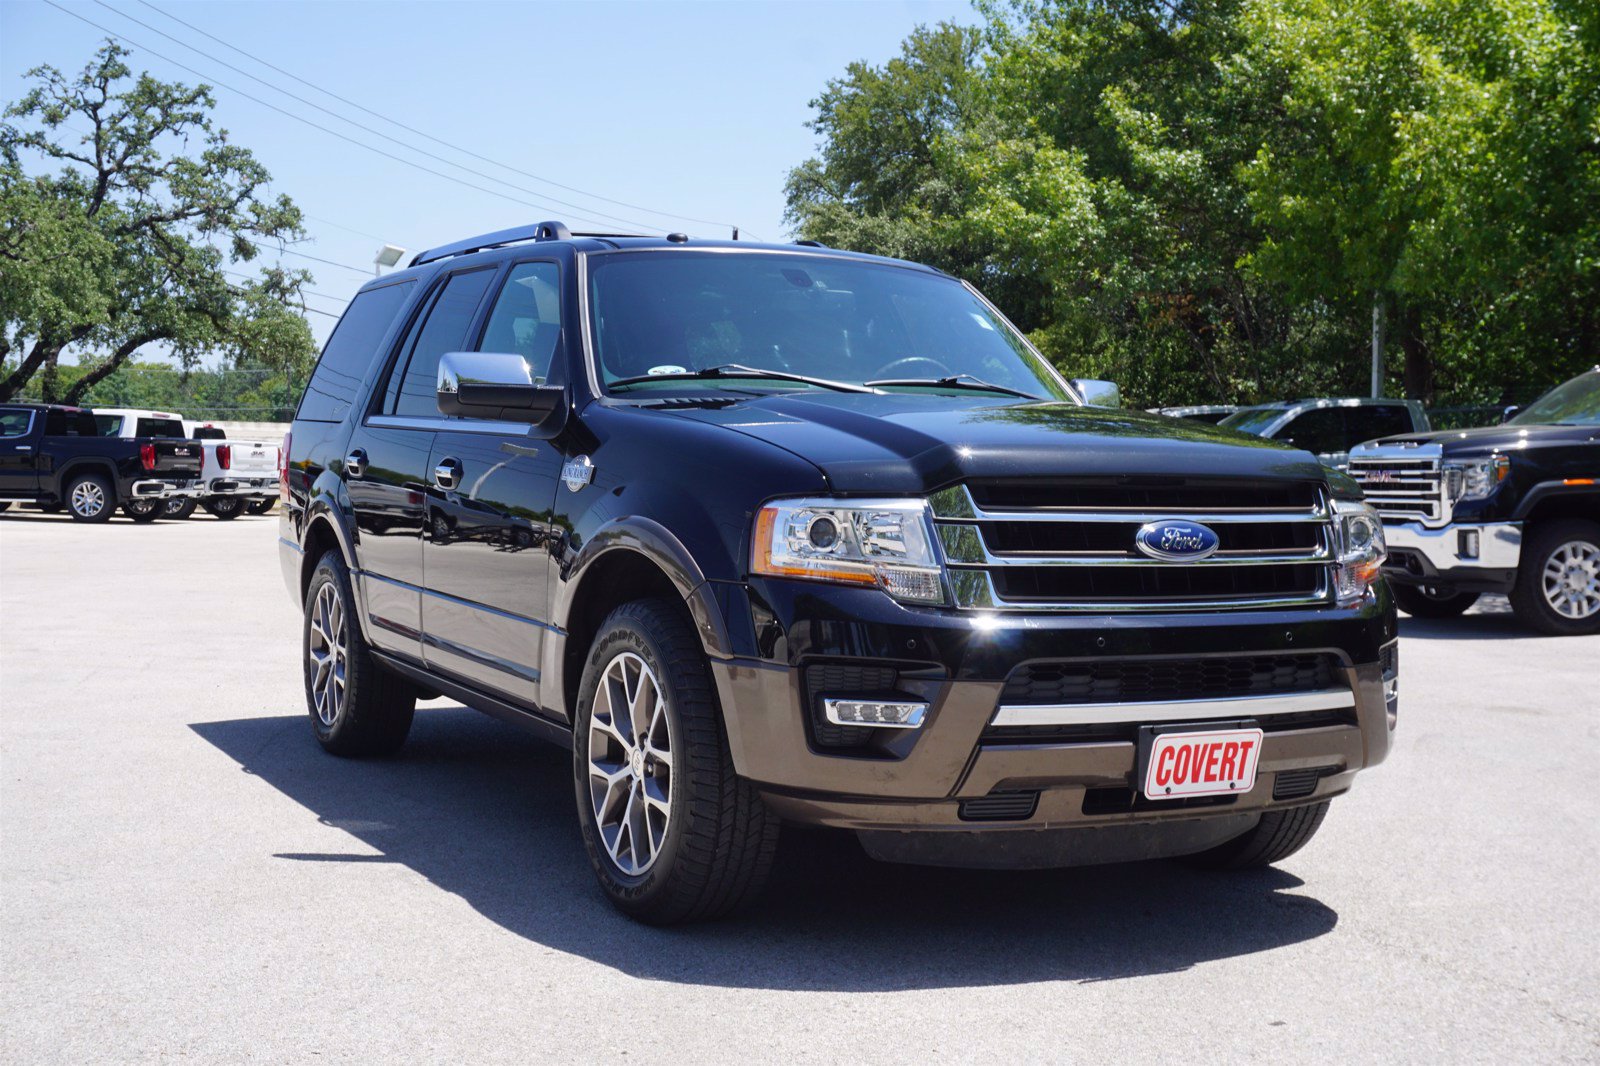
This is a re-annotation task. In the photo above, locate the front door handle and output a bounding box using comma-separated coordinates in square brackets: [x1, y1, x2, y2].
[345, 449, 367, 478]
[434, 457, 461, 490]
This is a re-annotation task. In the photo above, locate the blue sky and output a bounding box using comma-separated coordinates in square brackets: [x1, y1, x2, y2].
[1, 0, 977, 352]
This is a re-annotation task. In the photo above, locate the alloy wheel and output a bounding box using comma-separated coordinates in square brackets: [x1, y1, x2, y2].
[308, 581, 348, 726]
[1541, 539, 1600, 620]
[70, 480, 105, 517]
[586, 651, 674, 876]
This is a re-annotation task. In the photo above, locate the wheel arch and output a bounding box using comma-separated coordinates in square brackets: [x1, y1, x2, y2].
[545, 516, 734, 724]
[1513, 482, 1600, 526]
[54, 457, 118, 496]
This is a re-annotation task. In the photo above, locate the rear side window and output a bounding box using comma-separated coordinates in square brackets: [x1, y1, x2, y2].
[43, 410, 98, 436]
[135, 418, 186, 438]
[92, 414, 124, 436]
[388, 268, 497, 418]
[1276, 408, 1346, 455]
[298, 280, 417, 422]
[0, 408, 32, 437]
[1347, 405, 1412, 445]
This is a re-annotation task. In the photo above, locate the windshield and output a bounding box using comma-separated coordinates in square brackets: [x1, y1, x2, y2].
[1510, 370, 1600, 426]
[586, 251, 1074, 400]
[1218, 406, 1285, 435]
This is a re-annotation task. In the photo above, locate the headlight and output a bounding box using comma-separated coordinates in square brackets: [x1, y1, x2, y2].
[1333, 499, 1386, 605]
[752, 498, 946, 605]
[1443, 455, 1510, 503]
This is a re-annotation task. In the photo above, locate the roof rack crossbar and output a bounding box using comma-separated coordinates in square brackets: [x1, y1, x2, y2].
[410, 221, 573, 266]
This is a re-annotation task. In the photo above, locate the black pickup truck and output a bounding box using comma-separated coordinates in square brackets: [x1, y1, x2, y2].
[0, 403, 203, 522]
[1349, 367, 1600, 634]
[280, 223, 1397, 923]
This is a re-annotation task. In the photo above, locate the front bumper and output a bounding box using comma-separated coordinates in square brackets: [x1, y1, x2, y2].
[1380, 520, 1522, 593]
[707, 579, 1397, 854]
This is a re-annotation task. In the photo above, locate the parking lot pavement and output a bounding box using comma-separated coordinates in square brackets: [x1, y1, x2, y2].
[2, 509, 1597, 1063]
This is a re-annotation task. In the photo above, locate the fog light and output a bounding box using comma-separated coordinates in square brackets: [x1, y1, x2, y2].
[1458, 529, 1480, 559]
[823, 699, 928, 729]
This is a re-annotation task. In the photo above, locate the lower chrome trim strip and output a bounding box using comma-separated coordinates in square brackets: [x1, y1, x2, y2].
[991, 688, 1356, 727]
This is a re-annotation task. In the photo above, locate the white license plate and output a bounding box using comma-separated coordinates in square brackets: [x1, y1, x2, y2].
[1143, 727, 1264, 800]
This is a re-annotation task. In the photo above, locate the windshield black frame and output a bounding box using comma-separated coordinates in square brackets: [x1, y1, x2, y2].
[582, 249, 1077, 402]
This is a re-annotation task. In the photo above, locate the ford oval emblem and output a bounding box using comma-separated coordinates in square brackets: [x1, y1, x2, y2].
[1135, 519, 1220, 561]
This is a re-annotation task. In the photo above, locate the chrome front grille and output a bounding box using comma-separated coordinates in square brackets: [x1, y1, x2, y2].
[1347, 446, 1446, 525]
[930, 479, 1336, 611]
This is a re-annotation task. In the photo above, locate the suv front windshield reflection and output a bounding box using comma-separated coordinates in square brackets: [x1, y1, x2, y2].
[1511, 371, 1600, 426]
[586, 251, 1074, 400]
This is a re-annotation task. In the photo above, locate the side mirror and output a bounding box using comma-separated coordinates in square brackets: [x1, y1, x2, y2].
[1500, 405, 1520, 424]
[437, 351, 565, 426]
[1071, 378, 1122, 407]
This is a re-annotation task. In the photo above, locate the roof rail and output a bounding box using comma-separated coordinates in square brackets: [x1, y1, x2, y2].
[795, 239, 826, 248]
[410, 221, 573, 266]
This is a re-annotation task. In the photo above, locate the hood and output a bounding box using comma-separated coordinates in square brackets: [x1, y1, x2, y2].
[663, 392, 1327, 494]
[1369, 421, 1600, 455]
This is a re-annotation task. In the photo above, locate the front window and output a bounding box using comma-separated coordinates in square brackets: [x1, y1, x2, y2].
[586, 252, 1074, 400]
[1511, 370, 1600, 426]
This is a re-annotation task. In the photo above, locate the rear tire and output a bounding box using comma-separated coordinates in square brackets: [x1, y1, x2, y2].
[122, 498, 161, 523]
[1391, 584, 1480, 619]
[573, 598, 779, 924]
[202, 496, 242, 520]
[1182, 801, 1331, 870]
[1509, 519, 1600, 636]
[303, 550, 416, 756]
[246, 497, 277, 515]
[64, 472, 115, 523]
[162, 498, 197, 520]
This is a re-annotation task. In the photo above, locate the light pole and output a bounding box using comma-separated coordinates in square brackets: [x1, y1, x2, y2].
[373, 244, 407, 276]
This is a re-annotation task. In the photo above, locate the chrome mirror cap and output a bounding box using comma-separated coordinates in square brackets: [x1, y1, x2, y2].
[1071, 378, 1122, 408]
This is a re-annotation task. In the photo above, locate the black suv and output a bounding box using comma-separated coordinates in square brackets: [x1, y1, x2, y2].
[1349, 367, 1600, 634]
[280, 222, 1397, 923]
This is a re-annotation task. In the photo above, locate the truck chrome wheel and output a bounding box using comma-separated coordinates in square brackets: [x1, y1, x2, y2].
[1542, 539, 1600, 620]
[70, 480, 105, 517]
[586, 651, 673, 876]
[307, 581, 348, 726]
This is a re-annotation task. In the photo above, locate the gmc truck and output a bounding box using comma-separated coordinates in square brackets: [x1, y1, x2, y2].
[0, 403, 203, 521]
[280, 223, 1398, 924]
[1349, 367, 1600, 635]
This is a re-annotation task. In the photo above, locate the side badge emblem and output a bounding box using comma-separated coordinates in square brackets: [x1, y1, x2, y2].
[562, 455, 594, 493]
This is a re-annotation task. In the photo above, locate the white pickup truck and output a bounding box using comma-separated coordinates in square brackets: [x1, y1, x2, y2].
[173, 422, 280, 519]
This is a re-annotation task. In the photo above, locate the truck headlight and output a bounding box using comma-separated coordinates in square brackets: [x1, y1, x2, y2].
[752, 498, 946, 605]
[1443, 455, 1510, 502]
[1333, 500, 1386, 605]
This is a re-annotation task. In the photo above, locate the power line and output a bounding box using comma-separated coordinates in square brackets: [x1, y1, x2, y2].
[42, 1, 640, 233]
[301, 214, 392, 245]
[134, 0, 744, 234]
[92, 0, 662, 233]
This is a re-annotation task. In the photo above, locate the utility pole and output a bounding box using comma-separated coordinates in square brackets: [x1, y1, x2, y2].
[1370, 296, 1384, 398]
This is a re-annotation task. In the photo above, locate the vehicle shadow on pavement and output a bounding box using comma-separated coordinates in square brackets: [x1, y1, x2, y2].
[1397, 596, 1528, 641]
[193, 707, 1339, 990]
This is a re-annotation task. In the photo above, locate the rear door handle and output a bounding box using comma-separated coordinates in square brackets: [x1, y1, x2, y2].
[434, 457, 461, 490]
[345, 450, 367, 478]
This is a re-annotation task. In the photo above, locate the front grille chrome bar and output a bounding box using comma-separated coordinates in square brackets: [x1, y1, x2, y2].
[990, 688, 1356, 727]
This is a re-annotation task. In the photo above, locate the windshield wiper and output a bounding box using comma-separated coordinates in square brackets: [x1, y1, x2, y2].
[609, 363, 875, 394]
[864, 373, 1039, 399]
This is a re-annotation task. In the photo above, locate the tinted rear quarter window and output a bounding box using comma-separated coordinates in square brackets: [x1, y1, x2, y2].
[43, 410, 99, 436]
[92, 414, 124, 436]
[1347, 405, 1413, 444]
[298, 280, 417, 423]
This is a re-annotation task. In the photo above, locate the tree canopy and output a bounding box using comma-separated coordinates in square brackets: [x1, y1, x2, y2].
[786, 0, 1600, 408]
[0, 42, 318, 405]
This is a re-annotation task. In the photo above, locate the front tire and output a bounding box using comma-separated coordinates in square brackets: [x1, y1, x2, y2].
[573, 599, 779, 924]
[64, 472, 114, 522]
[1391, 584, 1480, 619]
[1509, 519, 1600, 636]
[246, 497, 277, 515]
[122, 498, 161, 523]
[303, 550, 416, 756]
[1183, 801, 1331, 870]
[202, 495, 242, 520]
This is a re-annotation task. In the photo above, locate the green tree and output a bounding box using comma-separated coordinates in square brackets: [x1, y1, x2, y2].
[0, 41, 315, 403]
